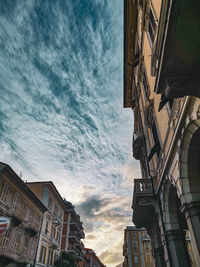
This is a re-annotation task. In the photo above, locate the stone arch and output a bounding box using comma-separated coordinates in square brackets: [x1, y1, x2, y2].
[161, 178, 191, 267]
[179, 118, 200, 265]
[179, 119, 200, 204]
[162, 178, 187, 231]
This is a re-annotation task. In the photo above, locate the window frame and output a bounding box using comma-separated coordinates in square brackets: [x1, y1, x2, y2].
[0, 183, 9, 203]
[147, 5, 157, 48]
[12, 192, 19, 210]
[133, 240, 138, 250]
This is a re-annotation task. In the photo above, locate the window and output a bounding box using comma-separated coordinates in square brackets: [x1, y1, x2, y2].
[2, 228, 11, 253]
[148, 6, 157, 47]
[48, 249, 53, 265]
[51, 225, 56, 239]
[36, 214, 41, 225]
[56, 230, 61, 243]
[48, 197, 53, 211]
[0, 183, 9, 203]
[12, 192, 19, 210]
[142, 69, 150, 100]
[13, 230, 21, 251]
[22, 201, 28, 214]
[144, 241, 150, 251]
[45, 220, 49, 235]
[133, 241, 138, 250]
[132, 232, 136, 238]
[39, 245, 47, 264]
[134, 255, 139, 263]
[54, 204, 58, 215]
[29, 207, 35, 220]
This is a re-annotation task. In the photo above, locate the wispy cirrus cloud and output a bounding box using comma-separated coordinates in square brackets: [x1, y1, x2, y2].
[0, 0, 140, 266]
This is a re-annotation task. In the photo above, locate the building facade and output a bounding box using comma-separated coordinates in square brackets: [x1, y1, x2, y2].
[83, 248, 106, 267]
[124, 0, 200, 267]
[0, 162, 47, 266]
[123, 226, 154, 267]
[61, 200, 85, 265]
[26, 181, 65, 266]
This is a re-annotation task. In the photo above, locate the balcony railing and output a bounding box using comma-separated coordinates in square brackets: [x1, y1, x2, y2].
[68, 245, 84, 261]
[134, 179, 153, 195]
[0, 246, 32, 263]
[0, 201, 40, 232]
[69, 232, 80, 243]
[70, 218, 84, 231]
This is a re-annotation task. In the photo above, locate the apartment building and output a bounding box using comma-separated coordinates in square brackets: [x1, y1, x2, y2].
[61, 200, 85, 265]
[123, 226, 154, 267]
[26, 181, 65, 266]
[83, 248, 106, 267]
[0, 162, 47, 266]
[124, 0, 200, 267]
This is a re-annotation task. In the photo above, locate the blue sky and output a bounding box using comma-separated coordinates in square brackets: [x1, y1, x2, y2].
[0, 0, 140, 266]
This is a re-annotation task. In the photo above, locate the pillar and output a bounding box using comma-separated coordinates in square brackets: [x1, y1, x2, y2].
[181, 201, 200, 266]
[165, 230, 191, 267]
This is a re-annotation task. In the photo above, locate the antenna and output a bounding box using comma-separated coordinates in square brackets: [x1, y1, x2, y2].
[19, 171, 23, 178]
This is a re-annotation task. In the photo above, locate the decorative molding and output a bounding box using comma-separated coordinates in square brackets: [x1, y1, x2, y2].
[144, 99, 155, 128]
[168, 98, 181, 131]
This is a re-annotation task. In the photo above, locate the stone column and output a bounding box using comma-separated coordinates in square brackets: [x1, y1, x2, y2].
[148, 218, 166, 267]
[181, 201, 200, 266]
[165, 230, 191, 267]
[153, 246, 166, 267]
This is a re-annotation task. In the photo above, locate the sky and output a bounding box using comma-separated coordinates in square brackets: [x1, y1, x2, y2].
[0, 0, 140, 266]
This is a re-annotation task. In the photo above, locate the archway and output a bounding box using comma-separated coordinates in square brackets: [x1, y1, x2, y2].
[162, 181, 191, 267]
[180, 121, 200, 264]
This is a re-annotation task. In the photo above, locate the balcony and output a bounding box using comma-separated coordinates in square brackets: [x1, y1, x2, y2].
[51, 212, 62, 226]
[0, 247, 30, 264]
[69, 231, 80, 243]
[68, 245, 84, 261]
[70, 219, 83, 232]
[48, 236, 60, 250]
[0, 202, 23, 226]
[132, 134, 143, 160]
[75, 241, 84, 250]
[132, 179, 156, 228]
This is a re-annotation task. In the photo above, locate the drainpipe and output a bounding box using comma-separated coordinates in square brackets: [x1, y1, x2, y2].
[33, 212, 46, 267]
[65, 212, 71, 251]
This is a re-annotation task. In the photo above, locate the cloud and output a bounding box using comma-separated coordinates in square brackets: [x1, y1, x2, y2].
[76, 194, 133, 266]
[86, 234, 96, 240]
[99, 250, 123, 265]
[0, 1, 137, 266]
[120, 159, 141, 188]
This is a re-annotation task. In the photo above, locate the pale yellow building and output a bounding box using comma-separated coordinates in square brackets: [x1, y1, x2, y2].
[0, 162, 47, 266]
[27, 181, 65, 266]
[124, 0, 200, 267]
[123, 226, 154, 267]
